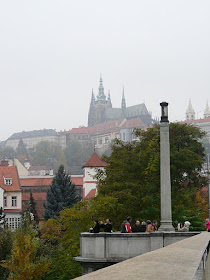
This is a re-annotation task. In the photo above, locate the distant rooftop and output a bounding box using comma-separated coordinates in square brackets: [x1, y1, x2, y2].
[84, 152, 107, 168]
[182, 117, 210, 124]
[7, 129, 57, 140]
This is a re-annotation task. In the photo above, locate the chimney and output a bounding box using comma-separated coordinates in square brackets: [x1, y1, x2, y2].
[0, 160, 9, 166]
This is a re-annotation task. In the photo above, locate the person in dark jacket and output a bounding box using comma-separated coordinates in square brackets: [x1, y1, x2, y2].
[89, 220, 101, 233]
[139, 221, 147, 232]
[100, 218, 113, 232]
[132, 220, 141, 232]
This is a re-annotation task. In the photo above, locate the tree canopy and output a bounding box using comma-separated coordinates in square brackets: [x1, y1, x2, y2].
[96, 123, 207, 228]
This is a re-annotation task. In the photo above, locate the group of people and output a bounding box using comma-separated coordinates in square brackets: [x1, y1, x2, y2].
[121, 217, 158, 233]
[89, 219, 113, 233]
[89, 217, 158, 233]
[89, 217, 201, 233]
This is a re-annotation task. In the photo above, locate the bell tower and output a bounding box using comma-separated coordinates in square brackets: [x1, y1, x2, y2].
[186, 99, 195, 120]
[204, 101, 210, 119]
[88, 76, 112, 127]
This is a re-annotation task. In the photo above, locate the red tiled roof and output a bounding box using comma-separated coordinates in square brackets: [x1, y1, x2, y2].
[70, 127, 93, 134]
[4, 209, 21, 212]
[20, 178, 53, 187]
[92, 119, 124, 135]
[0, 166, 21, 192]
[59, 127, 92, 135]
[182, 117, 210, 124]
[85, 189, 96, 199]
[120, 118, 145, 129]
[84, 152, 107, 167]
[20, 176, 82, 187]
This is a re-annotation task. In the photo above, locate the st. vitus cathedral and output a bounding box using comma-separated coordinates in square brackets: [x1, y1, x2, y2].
[88, 76, 153, 127]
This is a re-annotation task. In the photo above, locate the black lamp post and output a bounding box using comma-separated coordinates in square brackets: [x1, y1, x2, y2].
[160, 102, 169, 123]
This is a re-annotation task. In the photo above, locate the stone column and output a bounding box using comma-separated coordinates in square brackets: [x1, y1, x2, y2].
[158, 121, 175, 232]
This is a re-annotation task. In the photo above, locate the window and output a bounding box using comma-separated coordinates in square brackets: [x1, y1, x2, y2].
[4, 178, 12, 185]
[4, 196, 7, 207]
[12, 196, 17, 207]
[75, 187, 81, 197]
[6, 217, 21, 231]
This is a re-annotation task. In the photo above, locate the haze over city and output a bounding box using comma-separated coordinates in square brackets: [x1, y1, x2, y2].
[0, 0, 210, 141]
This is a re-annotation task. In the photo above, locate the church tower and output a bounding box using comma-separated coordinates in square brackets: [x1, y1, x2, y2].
[121, 87, 126, 117]
[88, 76, 112, 127]
[186, 99, 195, 120]
[204, 101, 210, 119]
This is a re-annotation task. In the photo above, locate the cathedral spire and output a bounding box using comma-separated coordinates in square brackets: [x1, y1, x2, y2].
[97, 75, 106, 100]
[91, 89, 95, 103]
[121, 87, 126, 109]
[107, 90, 111, 101]
[204, 100, 210, 118]
[186, 99, 195, 120]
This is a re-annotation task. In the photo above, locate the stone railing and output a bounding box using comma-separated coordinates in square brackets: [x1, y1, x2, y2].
[74, 232, 210, 280]
[75, 231, 200, 275]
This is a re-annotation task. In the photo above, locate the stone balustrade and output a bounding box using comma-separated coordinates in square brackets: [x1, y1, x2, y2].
[75, 231, 200, 275]
[75, 232, 210, 280]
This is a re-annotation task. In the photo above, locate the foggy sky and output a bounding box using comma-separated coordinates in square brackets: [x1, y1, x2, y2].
[0, 0, 210, 141]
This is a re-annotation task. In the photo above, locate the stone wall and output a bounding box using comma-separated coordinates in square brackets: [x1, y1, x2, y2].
[75, 232, 210, 280]
[75, 231, 200, 275]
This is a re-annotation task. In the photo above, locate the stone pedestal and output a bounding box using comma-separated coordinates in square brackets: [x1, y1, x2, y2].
[158, 122, 175, 232]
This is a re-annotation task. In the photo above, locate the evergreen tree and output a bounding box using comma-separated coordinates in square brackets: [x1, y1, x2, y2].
[44, 165, 80, 220]
[28, 192, 39, 223]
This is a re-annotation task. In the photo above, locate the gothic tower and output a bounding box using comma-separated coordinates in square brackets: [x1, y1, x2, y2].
[121, 87, 126, 117]
[204, 101, 210, 118]
[88, 76, 112, 127]
[186, 99, 195, 120]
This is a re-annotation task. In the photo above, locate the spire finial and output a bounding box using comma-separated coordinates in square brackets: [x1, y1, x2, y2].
[186, 99, 195, 120]
[91, 89, 95, 103]
[121, 86, 126, 110]
[97, 74, 106, 100]
[204, 100, 210, 118]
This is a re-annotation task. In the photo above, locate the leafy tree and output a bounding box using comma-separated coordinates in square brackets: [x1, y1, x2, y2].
[64, 140, 94, 174]
[1, 226, 51, 280]
[16, 138, 27, 157]
[42, 201, 91, 280]
[32, 141, 61, 167]
[40, 218, 61, 245]
[0, 146, 16, 159]
[96, 123, 207, 228]
[44, 165, 81, 220]
[0, 229, 13, 279]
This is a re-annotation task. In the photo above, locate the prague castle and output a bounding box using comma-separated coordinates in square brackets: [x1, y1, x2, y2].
[88, 76, 153, 127]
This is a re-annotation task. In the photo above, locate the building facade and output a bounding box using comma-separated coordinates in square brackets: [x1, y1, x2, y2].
[6, 129, 58, 150]
[83, 152, 107, 198]
[0, 161, 22, 230]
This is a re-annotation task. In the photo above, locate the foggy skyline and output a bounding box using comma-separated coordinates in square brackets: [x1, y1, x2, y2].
[0, 1, 210, 141]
